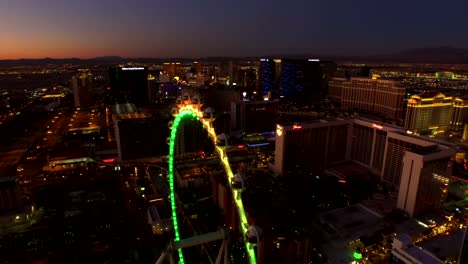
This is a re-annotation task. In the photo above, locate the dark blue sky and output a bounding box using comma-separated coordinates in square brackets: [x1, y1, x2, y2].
[1, 0, 467, 58]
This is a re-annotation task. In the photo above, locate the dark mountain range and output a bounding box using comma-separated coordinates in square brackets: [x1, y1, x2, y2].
[1, 47, 467, 66]
[0, 56, 127, 67]
[268, 47, 468, 64]
[364, 46, 468, 63]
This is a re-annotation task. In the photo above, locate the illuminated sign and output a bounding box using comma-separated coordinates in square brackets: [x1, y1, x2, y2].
[292, 124, 303, 130]
[49, 157, 94, 166]
[308, 59, 320, 62]
[372, 124, 383, 130]
[260, 59, 269, 62]
[42, 94, 65, 98]
[122, 67, 145, 71]
[246, 143, 269, 147]
[276, 125, 283, 137]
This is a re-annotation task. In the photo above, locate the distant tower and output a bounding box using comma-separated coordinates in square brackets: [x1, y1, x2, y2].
[72, 71, 93, 108]
[80, 76, 86, 87]
[147, 74, 157, 103]
[108, 66, 149, 106]
[259, 59, 275, 98]
[459, 222, 468, 264]
[397, 148, 454, 217]
[463, 124, 468, 141]
[194, 61, 203, 76]
[72, 76, 80, 107]
[279, 59, 322, 103]
[238, 67, 258, 96]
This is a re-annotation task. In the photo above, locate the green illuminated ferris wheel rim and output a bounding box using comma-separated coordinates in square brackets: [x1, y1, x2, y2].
[168, 108, 257, 264]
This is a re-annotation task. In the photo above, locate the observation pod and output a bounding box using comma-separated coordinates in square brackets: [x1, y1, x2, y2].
[246, 225, 263, 244]
[171, 107, 179, 117]
[175, 97, 183, 106]
[217, 133, 229, 147]
[190, 95, 202, 107]
[232, 172, 246, 190]
[182, 92, 190, 103]
[166, 137, 171, 145]
[168, 120, 173, 129]
[203, 107, 216, 122]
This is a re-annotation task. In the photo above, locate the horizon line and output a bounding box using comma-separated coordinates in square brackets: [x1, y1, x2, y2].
[1, 46, 466, 61]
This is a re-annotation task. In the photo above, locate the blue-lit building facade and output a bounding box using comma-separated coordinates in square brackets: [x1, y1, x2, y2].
[259, 59, 327, 104]
[259, 59, 276, 98]
[280, 59, 322, 102]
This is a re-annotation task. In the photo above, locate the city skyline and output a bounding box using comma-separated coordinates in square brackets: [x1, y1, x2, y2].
[2, 1, 468, 262]
[1, 0, 468, 59]
[2, 54, 468, 263]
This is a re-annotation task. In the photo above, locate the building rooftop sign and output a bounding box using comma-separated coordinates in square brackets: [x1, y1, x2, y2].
[121, 67, 145, 71]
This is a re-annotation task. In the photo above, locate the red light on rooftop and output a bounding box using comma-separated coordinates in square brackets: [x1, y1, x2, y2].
[103, 158, 115, 163]
[338, 179, 347, 184]
[372, 124, 383, 130]
[292, 125, 302, 130]
[238, 145, 245, 149]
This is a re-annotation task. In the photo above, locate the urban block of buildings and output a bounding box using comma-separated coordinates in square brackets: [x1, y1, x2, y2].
[274, 118, 456, 217]
[259, 58, 334, 102]
[329, 77, 406, 121]
[405, 92, 468, 134]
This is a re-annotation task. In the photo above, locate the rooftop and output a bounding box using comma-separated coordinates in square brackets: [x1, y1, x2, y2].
[395, 219, 430, 238]
[418, 91, 445, 99]
[420, 230, 465, 261]
[387, 131, 439, 148]
[410, 145, 442, 155]
[405, 244, 444, 264]
[319, 204, 383, 240]
[112, 103, 138, 115]
[0, 176, 16, 184]
[361, 193, 398, 216]
[325, 160, 371, 180]
[322, 243, 356, 264]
